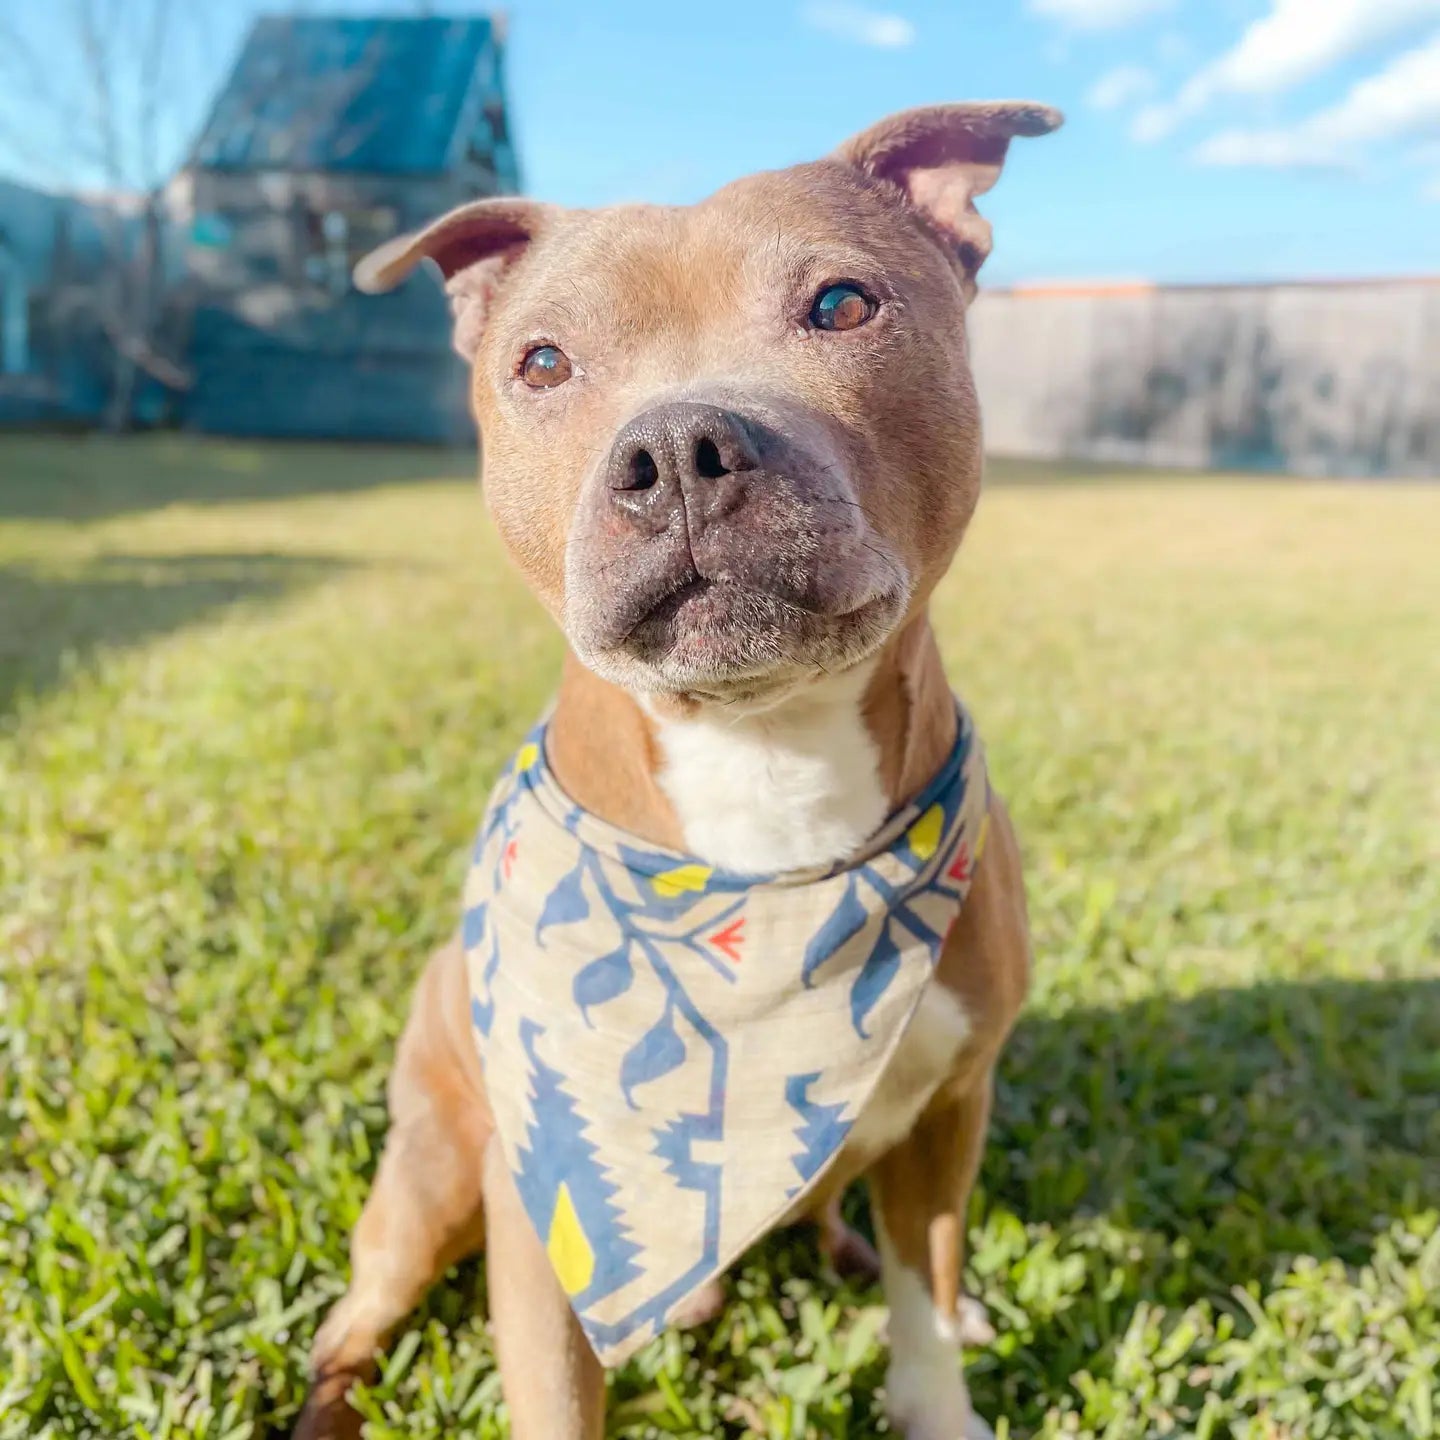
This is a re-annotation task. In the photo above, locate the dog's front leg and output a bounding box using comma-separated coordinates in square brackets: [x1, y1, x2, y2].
[481, 1137, 606, 1439]
[870, 1079, 997, 1440]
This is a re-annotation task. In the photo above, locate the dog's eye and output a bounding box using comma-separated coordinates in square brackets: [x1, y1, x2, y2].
[809, 283, 876, 332]
[521, 345, 573, 388]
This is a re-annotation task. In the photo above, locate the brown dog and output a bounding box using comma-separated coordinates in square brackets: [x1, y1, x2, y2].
[295, 101, 1060, 1440]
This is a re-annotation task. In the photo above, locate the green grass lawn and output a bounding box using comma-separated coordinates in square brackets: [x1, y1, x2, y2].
[2, 435, 1437, 1440]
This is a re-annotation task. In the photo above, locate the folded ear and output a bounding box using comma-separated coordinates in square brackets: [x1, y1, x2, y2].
[353, 198, 556, 361]
[835, 102, 1062, 298]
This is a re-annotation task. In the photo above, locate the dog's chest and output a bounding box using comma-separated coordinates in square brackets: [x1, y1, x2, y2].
[652, 669, 971, 1161]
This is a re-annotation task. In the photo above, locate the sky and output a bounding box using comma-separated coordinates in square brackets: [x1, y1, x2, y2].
[1, 0, 1438, 285]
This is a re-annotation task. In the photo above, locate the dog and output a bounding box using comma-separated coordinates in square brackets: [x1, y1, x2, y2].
[294, 100, 1060, 1440]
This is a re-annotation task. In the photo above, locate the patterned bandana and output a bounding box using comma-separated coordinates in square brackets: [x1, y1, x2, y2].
[461, 704, 990, 1367]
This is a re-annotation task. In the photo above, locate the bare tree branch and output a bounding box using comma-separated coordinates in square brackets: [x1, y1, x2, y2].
[0, 0, 205, 427]
[0, 17, 112, 181]
[99, 308, 193, 390]
[74, 0, 125, 187]
[137, 0, 173, 190]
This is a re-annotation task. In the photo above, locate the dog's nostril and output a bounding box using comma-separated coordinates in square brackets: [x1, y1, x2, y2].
[694, 437, 728, 480]
[626, 448, 659, 490]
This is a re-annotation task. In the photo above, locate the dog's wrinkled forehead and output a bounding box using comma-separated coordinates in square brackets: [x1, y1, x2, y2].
[496, 167, 925, 329]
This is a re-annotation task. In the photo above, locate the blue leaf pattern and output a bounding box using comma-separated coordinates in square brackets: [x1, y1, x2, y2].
[850, 916, 902, 1039]
[462, 901, 486, 949]
[801, 875, 868, 988]
[573, 942, 634, 1022]
[536, 855, 590, 943]
[620, 999, 687, 1107]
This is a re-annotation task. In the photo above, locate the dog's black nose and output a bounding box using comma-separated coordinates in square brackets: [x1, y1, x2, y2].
[603, 403, 761, 535]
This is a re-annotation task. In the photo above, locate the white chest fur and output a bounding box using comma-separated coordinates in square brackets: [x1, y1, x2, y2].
[650, 665, 971, 1161]
[649, 663, 889, 875]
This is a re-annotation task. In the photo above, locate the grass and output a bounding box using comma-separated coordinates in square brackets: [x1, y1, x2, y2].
[1, 434, 1437, 1440]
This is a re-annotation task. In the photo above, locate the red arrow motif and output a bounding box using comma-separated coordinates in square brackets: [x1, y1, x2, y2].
[947, 844, 971, 884]
[709, 916, 745, 963]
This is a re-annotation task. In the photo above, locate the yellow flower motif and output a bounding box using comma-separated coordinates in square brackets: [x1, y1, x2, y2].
[547, 1183, 595, 1296]
[651, 863, 712, 898]
[907, 803, 944, 861]
[514, 742, 540, 772]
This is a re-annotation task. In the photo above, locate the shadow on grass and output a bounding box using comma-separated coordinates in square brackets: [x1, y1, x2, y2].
[800, 976, 1438, 1284]
[990, 976, 1438, 1271]
[0, 551, 354, 714]
[0, 433, 474, 522]
[331, 976, 1437, 1436]
[959, 975, 1440, 1428]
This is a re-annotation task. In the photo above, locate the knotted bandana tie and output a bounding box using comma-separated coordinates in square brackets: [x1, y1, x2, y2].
[462, 703, 990, 1366]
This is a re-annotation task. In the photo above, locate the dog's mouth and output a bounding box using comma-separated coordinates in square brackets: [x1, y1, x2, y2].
[625, 575, 774, 650]
[627, 574, 718, 637]
[616, 571, 906, 695]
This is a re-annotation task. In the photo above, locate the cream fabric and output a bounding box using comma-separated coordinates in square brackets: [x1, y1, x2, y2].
[462, 705, 990, 1365]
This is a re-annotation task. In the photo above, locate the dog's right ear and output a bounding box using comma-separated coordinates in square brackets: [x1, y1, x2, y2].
[354, 199, 556, 362]
[836, 103, 1061, 300]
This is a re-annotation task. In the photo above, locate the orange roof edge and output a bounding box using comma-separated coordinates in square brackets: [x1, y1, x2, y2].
[1002, 280, 1156, 298]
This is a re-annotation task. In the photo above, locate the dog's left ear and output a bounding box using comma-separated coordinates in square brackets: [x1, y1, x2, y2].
[353, 198, 557, 361]
[836, 102, 1062, 298]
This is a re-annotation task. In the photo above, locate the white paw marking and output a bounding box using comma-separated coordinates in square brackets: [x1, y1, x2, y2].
[934, 1295, 996, 1348]
[878, 1217, 995, 1440]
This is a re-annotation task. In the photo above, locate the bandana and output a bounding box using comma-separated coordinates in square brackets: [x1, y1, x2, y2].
[461, 704, 990, 1366]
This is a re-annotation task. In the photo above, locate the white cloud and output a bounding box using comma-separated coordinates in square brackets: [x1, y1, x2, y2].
[1133, 0, 1440, 140]
[1087, 64, 1156, 110]
[800, 1, 916, 48]
[1192, 31, 1440, 166]
[1029, 0, 1169, 28]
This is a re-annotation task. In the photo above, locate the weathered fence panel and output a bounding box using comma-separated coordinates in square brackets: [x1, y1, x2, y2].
[969, 279, 1440, 476]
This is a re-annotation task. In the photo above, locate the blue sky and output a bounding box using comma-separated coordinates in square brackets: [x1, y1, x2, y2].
[2, 0, 1438, 284]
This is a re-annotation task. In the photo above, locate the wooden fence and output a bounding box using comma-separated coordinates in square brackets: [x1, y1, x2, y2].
[969, 277, 1440, 476]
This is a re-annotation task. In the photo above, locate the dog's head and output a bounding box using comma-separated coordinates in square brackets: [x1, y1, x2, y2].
[358, 103, 1060, 707]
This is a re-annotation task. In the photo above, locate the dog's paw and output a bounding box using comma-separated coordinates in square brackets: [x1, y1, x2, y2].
[895, 1410, 995, 1440]
[292, 1369, 367, 1440]
[819, 1218, 882, 1281]
[886, 1352, 996, 1440]
[935, 1295, 996, 1348]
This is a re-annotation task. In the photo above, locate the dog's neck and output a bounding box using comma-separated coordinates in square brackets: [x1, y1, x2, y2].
[547, 616, 958, 870]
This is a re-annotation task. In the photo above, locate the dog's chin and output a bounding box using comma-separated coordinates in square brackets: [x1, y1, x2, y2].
[573, 579, 907, 708]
